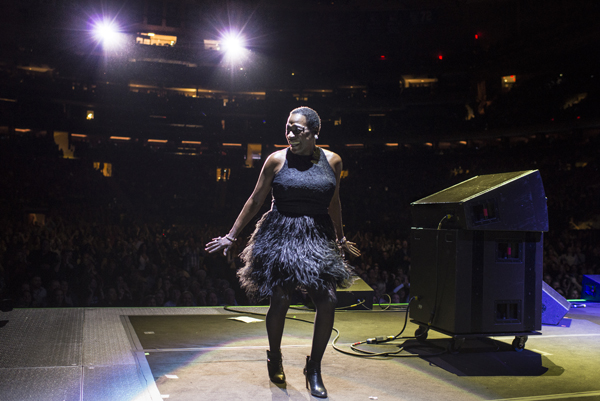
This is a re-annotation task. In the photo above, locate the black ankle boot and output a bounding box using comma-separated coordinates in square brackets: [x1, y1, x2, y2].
[304, 356, 327, 398]
[266, 350, 285, 383]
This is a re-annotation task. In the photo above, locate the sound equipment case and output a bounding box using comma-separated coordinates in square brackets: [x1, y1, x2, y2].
[409, 170, 549, 351]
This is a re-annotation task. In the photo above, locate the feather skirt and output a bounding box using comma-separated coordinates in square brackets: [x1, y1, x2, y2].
[238, 209, 354, 300]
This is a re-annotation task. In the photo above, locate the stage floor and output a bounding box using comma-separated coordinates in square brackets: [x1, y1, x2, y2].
[1, 303, 600, 401]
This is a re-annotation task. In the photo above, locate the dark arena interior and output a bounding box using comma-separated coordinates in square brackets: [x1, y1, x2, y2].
[1, 1, 600, 400]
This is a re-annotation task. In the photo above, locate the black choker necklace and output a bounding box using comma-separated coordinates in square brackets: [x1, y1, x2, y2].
[310, 147, 320, 164]
[287, 147, 320, 169]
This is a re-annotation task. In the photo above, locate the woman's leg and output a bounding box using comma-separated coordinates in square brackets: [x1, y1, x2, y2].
[304, 282, 336, 398]
[266, 286, 291, 351]
[306, 282, 337, 363]
[265, 286, 291, 383]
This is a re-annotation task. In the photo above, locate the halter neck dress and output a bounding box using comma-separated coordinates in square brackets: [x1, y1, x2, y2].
[238, 147, 353, 300]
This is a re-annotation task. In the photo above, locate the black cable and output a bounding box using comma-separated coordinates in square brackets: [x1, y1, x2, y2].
[223, 277, 449, 359]
[224, 302, 446, 358]
[331, 296, 447, 358]
[334, 215, 455, 359]
[376, 293, 392, 311]
[334, 299, 369, 311]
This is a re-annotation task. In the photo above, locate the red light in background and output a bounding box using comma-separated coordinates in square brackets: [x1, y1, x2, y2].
[438, 54, 443, 60]
[475, 34, 479, 39]
[380, 55, 386, 60]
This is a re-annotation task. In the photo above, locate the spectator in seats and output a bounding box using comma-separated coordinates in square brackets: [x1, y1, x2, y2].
[168, 240, 183, 267]
[103, 287, 121, 307]
[143, 294, 157, 306]
[380, 270, 392, 293]
[16, 288, 33, 308]
[207, 290, 219, 306]
[552, 281, 565, 296]
[178, 275, 191, 294]
[392, 274, 410, 302]
[373, 282, 388, 305]
[569, 288, 580, 299]
[223, 288, 238, 306]
[30, 239, 60, 283]
[49, 288, 67, 307]
[195, 290, 208, 306]
[182, 238, 201, 273]
[154, 289, 165, 307]
[47, 279, 61, 295]
[378, 251, 394, 273]
[115, 275, 130, 296]
[117, 284, 134, 306]
[180, 290, 196, 306]
[145, 264, 159, 293]
[83, 276, 103, 307]
[164, 286, 181, 307]
[396, 287, 408, 303]
[7, 248, 30, 294]
[30, 275, 47, 307]
[194, 269, 207, 288]
[397, 240, 410, 274]
[162, 276, 173, 295]
[61, 280, 77, 307]
[138, 243, 150, 271]
[59, 248, 77, 281]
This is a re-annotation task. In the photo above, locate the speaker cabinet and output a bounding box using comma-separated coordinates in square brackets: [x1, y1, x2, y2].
[411, 170, 548, 232]
[410, 228, 543, 334]
[409, 171, 548, 336]
[582, 275, 600, 302]
[541, 281, 571, 325]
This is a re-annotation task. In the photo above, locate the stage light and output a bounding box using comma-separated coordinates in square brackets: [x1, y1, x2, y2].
[91, 18, 123, 49]
[220, 31, 247, 62]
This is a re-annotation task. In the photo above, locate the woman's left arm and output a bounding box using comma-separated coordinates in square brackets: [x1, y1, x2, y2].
[327, 152, 361, 258]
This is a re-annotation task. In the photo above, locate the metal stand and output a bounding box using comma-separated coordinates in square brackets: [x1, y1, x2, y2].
[412, 320, 541, 353]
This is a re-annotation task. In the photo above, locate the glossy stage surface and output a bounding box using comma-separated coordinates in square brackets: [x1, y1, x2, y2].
[1, 303, 599, 401]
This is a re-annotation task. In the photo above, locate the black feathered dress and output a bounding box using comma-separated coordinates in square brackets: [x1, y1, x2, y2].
[238, 148, 354, 300]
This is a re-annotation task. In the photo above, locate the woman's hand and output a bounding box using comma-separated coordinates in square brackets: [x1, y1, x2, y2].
[205, 236, 234, 256]
[342, 240, 361, 258]
[338, 237, 360, 258]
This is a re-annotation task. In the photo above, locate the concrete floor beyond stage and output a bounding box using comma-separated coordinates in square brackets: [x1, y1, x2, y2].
[1, 303, 600, 401]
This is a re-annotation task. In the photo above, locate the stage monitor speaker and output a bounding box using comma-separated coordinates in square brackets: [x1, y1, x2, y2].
[541, 281, 570, 325]
[411, 170, 548, 232]
[337, 278, 373, 310]
[582, 275, 600, 302]
[409, 228, 543, 335]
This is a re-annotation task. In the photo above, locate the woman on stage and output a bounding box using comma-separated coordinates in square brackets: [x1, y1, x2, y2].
[205, 106, 360, 398]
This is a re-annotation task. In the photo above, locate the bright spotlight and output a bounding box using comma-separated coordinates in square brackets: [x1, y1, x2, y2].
[220, 32, 247, 62]
[91, 19, 123, 50]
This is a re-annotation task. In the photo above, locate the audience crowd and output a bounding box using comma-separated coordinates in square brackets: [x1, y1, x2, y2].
[1, 129, 599, 309]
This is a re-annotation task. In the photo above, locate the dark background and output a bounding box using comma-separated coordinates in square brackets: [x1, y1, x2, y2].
[0, 0, 598, 308]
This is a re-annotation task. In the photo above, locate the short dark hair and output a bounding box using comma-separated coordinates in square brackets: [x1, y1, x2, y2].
[290, 107, 321, 133]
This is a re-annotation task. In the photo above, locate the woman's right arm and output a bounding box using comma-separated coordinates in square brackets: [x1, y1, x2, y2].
[205, 151, 282, 255]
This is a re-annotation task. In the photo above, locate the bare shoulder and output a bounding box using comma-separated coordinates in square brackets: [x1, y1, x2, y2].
[264, 149, 287, 174]
[322, 148, 342, 169]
